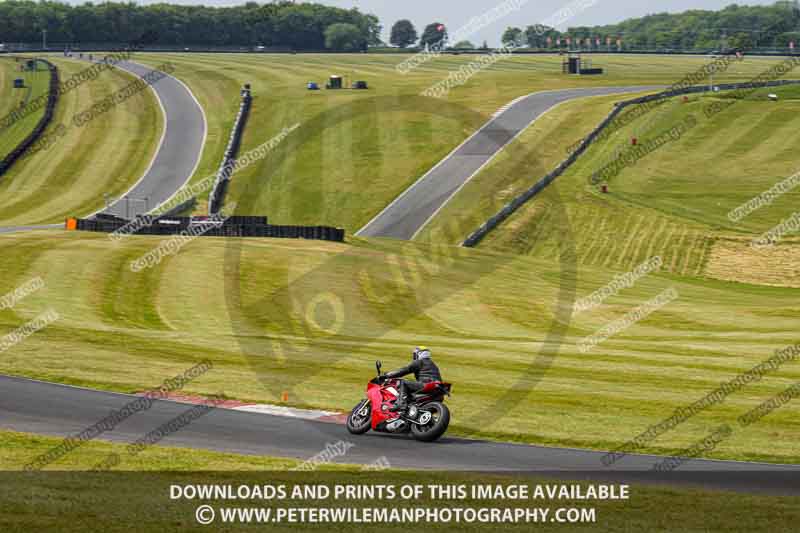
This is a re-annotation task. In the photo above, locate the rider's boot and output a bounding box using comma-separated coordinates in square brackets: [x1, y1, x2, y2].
[389, 395, 407, 412]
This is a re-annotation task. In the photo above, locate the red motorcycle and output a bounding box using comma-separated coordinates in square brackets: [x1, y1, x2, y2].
[346, 361, 451, 442]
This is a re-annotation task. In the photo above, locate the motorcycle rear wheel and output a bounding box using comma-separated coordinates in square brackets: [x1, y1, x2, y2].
[410, 402, 450, 442]
[346, 400, 371, 435]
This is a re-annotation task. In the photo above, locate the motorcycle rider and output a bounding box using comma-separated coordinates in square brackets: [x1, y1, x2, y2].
[381, 346, 442, 412]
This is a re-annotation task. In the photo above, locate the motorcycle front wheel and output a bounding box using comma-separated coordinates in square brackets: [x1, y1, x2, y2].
[410, 402, 450, 442]
[346, 399, 371, 434]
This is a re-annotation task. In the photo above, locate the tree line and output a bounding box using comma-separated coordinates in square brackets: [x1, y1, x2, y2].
[0, 1, 381, 50]
[2, 1, 799, 52]
[501, 1, 800, 51]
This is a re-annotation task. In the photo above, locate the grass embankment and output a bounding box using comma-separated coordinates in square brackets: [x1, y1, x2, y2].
[0, 230, 798, 464]
[133, 53, 784, 233]
[469, 83, 800, 283]
[0, 57, 49, 161]
[2, 53, 799, 469]
[415, 91, 654, 245]
[1, 431, 798, 532]
[0, 56, 161, 226]
[0, 429, 304, 471]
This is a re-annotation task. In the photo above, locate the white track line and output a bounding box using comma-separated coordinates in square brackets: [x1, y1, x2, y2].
[355, 105, 501, 237]
[411, 87, 663, 241]
[152, 69, 208, 212]
[2, 372, 798, 468]
[82, 59, 166, 218]
[409, 96, 572, 241]
[78, 58, 207, 218]
[356, 86, 662, 240]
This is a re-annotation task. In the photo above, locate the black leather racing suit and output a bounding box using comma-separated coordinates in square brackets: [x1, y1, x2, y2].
[384, 358, 443, 403]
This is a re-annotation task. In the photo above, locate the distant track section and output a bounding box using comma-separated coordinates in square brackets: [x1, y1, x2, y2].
[463, 78, 800, 247]
[99, 60, 206, 220]
[356, 86, 662, 241]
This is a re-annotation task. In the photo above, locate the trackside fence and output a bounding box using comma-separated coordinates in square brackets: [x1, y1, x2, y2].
[462, 79, 800, 247]
[68, 215, 345, 242]
[0, 58, 59, 178]
[209, 87, 252, 215]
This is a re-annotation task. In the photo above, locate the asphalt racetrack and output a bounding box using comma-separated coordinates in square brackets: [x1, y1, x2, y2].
[0, 59, 204, 229]
[356, 85, 662, 240]
[0, 224, 60, 234]
[2, 375, 798, 494]
[2, 83, 797, 495]
[98, 59, 206, 219]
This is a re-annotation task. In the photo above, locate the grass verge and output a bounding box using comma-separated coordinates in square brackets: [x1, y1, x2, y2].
[0, 431, 798, 532]
[0, 230, 797, 464]
[0, 56, 161, 225]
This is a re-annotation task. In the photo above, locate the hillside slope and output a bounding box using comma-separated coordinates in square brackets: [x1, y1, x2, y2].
[476, 83, 800, 286]
[0, 230, 797, 462]
[0, 57, 161, 226]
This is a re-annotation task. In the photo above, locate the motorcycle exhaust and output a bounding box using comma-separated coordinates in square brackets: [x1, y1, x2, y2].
[386, 419, 406, 432]
[402, 411, 432, 426]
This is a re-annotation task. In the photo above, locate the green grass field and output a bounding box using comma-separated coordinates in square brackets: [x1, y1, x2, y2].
[0, 57, 49, 161]
[469, 82, 800, 285]
[0, 430, 306, 471]
[132, 53, 788, 231]
[0, 229, 798, 464]
[1, 430, 798, 532]
[0, 56, 162, 226]
[2, 53, 799, 471]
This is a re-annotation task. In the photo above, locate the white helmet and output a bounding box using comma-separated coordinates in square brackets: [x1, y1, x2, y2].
[412, 346, 431, 361]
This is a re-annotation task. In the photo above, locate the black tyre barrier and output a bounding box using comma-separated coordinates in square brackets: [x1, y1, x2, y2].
[94, 213, 129, 224]
[208, 88, 252, 215]
[72, 216, 345, 243]
[462, 78, 800, 248]
[0, 58, 59, 178]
